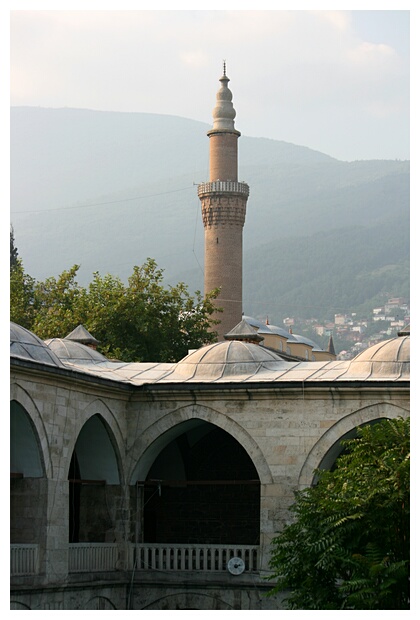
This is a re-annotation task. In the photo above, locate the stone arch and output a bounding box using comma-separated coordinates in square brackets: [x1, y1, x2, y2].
[10, 601, 31, 610]
[65, 398, 125, 485]
[67, 401, 125, 544]
[85, 596, 116, 610]
[299, 402, 409, 488]
[10, 382, 52, 478]
[128, 403, 273, 485]
[141, 591, 234, 610]
[10, 400, 43, 477]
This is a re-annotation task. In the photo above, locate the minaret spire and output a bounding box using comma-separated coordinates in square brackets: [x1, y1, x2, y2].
[197, 70, 250, 340]
[211, 64, 236, 134]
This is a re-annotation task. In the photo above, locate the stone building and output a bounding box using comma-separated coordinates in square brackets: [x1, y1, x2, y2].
[10, 69, 409, 610]
[10, 322, 409, 610]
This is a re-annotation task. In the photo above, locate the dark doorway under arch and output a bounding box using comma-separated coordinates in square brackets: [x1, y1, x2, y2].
[139, 421, 260, 545]
[315, 417, 389, 482]
[10, 400, 46, 545]
[68, 414, 121, 543]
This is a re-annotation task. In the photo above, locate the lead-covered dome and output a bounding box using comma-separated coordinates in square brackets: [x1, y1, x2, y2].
[175, 340, 286, 380]
[344, 334, 410, 379]
[10, 323, 63, 367]
[45, 338, 108, 362]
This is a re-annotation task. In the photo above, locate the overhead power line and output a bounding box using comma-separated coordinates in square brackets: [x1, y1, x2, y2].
[12, 184, 195, 214]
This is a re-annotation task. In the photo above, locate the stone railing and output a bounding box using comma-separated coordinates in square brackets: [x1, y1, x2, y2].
[10, 544, 39, 576]
[11, 543, 260, 576]
[69, 543, 119, 573]
[197, 181, 249, 198]
[134, 543, 259, 573]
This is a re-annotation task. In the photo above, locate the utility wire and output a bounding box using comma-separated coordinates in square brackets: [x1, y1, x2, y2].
[12, 185, 195, 214]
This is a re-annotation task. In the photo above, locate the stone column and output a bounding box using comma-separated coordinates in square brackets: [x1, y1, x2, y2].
[40, 478, 69, 583]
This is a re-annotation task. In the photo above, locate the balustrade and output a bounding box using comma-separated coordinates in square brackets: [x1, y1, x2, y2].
[11, 542, 259, 576]
[197, 181, 249, 197]
[134, 543, 259, 573]
[69, 543, 119, 573]
[10, 544, 39, 576]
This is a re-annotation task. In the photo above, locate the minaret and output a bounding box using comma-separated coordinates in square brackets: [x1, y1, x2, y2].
[198, 64, 249, 340]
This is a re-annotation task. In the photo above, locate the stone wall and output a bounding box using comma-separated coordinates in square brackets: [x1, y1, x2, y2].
[10, 364, 409, 610]
[10, 478, 47, 544]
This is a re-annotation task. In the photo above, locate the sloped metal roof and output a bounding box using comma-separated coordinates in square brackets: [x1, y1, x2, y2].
[45, 338, 107, 362]
[224, 318, 264, 342]
[10, 323, 64, 367]
[64, 324, 100, 345]
[10, 324, 410, 386]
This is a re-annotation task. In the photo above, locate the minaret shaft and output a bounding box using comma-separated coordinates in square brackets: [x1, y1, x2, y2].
[204, 221, 243, 333]
[208, 131, 239, 182]
[198, 69, 249, 340]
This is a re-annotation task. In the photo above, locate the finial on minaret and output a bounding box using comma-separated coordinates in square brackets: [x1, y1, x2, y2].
[212, 63, 236, 131]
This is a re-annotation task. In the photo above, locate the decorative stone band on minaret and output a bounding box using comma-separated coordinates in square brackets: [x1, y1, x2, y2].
[198, 66, 249, 340]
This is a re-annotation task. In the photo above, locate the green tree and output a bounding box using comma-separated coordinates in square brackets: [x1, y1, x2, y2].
[83, 259, 219, 361]
[31, 265, 88, 339]
[268, 417, 409, 610]
[10, 225, 18, 269]
[10, 259, 35, 329]
[12, 259, 220, 362]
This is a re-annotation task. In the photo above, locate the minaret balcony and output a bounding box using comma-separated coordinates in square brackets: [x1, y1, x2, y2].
[197, 180, 249, 198]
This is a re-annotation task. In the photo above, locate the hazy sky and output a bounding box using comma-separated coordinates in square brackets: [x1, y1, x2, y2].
[7, 3, 412, 161]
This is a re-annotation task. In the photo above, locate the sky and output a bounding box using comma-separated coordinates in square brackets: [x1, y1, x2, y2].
[6, 2, 413, 162]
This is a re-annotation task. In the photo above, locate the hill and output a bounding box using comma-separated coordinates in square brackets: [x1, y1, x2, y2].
[10, 107, 409, 322]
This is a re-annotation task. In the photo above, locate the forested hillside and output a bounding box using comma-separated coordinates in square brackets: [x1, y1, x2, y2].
[244, 217, 409, 322]
[11, 107, 409, 324]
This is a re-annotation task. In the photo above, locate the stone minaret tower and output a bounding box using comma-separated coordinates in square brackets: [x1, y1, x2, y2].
[198, 65, 249, 340]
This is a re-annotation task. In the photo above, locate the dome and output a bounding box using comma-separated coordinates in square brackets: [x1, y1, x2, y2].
[175, 340, 286, 380]
[344, 334, 410, 379]
[10, 323, 63, 367]
[45, 338, 108, 362]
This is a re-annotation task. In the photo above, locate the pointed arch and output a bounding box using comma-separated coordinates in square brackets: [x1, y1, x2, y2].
[10, 382, 52, 478]
[68, 403, 125, 544]
[141, 591, 234, 610]
[298, 402, 409, 488]
[128, 403, 273, 485]
[85, 596, 116, 610]
[66, 398, 125, 485]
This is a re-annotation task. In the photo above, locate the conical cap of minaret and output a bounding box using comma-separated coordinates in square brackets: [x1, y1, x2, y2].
[212, 72, 236, 131]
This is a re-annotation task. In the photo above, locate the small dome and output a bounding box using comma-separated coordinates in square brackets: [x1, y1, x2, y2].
[344, 334, 409, 379]
[176, 340, 286, 380]
[10, 323, 63, 367]
[45, 338, 108, 362]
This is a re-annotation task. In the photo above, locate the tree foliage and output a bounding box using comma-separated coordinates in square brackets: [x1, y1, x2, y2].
[10, 225, 19, 269]
[268, 417, 410, 610]
[10, 259, 35, 330]
[11, 259, 220, 362]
